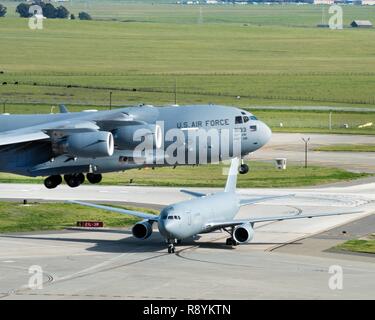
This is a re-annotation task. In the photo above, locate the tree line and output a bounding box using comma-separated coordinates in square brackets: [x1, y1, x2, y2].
[0, 1, 92, 20]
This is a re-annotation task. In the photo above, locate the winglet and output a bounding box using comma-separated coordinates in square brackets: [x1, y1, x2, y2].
[224, 158, 240, 193]
[59, 104, 69, 113]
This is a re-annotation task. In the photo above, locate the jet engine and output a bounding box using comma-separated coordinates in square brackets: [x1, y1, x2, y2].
[233, 223, 254, 244]
[114, 124, 162, 150]
[132, 220, 153, 240]
[54, 131, 114, 158]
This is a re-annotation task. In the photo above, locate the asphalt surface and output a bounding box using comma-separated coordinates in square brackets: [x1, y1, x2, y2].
[252, 132, 375, 173]
[0, 181, 374, 299]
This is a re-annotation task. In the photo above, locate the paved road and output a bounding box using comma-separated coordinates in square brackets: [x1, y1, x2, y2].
[0, 182, 374, 299]
[251, 132, 375, 173]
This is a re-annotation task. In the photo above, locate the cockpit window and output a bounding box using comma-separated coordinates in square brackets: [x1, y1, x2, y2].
[168, 216, 173, 220]
[243, 116, 249, 123]
[250, 116, 258, 120]
[235, 116, 243, 124]
[250, 125, 257, 131]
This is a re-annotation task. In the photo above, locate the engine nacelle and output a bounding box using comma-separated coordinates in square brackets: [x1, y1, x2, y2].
[114, 124, 162, 150]
[233, 223, 254, 244]
[132, 220, 153, 240]
[55, 131, 114, 158]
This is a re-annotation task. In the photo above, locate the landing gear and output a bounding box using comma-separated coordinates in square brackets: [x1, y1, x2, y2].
[64, 173, 85, 188]
[224, 227, 238, 246]
[86, 173, 102, 184]
[44, 175, 62, 189]
[225, 238, 237, 246]
[168, 243, 175, 254]
[239, 163, 249, 175]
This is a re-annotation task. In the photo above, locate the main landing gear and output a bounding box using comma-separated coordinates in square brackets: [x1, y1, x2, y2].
[43, 173, 103, 189]
[224, 227, 238, 247]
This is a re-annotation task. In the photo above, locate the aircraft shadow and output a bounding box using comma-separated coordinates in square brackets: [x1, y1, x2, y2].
[2, 232, 294, 254]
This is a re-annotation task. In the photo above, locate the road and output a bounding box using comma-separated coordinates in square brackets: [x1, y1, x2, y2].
[0, 181, 374, 299]
[251, 132, 375, 173]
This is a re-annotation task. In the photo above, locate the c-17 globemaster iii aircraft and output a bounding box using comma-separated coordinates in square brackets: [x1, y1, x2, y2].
[72, 158, 361, 253]
[0, 104, 271, 189]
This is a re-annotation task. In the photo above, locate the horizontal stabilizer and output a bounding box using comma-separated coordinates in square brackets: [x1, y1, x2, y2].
[239, 194, 295, 207]
[180, 189, 206, 198]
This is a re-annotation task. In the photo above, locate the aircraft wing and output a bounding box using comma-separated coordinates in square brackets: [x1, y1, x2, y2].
[180, 189, 207, 198]
[204, 210, 362, 231]
[69, 200, 160, 221]
[239, 194, 295, 207]
[0, 131, 50, 146]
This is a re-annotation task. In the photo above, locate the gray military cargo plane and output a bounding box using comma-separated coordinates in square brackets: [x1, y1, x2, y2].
[71, 158, 360, 253]
[0, 104, 271, 189]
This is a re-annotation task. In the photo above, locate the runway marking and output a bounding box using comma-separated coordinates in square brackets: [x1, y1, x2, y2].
[2, 260, 15, 263]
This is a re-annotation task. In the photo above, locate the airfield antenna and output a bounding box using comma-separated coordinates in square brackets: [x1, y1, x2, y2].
[302, 137, 310, 169]
[322, 6, 326, 25]
[109, 91, 112, 110]
[174, 79, 177, 105]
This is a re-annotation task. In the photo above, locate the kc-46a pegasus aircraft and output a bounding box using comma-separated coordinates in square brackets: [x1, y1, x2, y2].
[0, 104, 271, 189]
[72, 158, 361, 253]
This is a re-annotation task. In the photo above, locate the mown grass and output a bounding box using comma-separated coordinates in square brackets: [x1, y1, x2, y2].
[335, 239, 375, 254]
[314, 144, 375, 152]
[0, 202, 155, 233]
[1, 4, 375, 110]
[0, 161, 370, 188]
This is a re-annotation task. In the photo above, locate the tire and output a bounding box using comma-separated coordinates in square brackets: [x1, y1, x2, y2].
[64, 175, 80, 188]
[239, 164, 249, 175]
[87, 173, 102, 184]
[44, 175, 62, 189]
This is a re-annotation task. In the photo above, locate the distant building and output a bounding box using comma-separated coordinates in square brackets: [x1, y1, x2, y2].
[314, 0, 334, 4]
[351, 20, 373, 27]
[362, 0, 375, 5]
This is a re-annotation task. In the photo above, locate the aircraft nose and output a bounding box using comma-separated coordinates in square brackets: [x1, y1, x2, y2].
[258, 121, 272, 146]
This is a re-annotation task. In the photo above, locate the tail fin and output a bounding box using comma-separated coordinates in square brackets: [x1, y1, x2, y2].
[59, 104, 69, 113]
[224, 158, 239, 193]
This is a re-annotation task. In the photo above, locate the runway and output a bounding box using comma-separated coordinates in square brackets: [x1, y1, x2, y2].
[0, 181, 374, 299]
[252, 133, 375, 173]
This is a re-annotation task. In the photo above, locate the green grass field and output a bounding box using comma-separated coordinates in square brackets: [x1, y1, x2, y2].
[335, 239, 375, 254]
[0, 201, 153, 233]
[0, 161, 369, 188]
[314, 144, 375, 152]
[1, 2, 375, 119]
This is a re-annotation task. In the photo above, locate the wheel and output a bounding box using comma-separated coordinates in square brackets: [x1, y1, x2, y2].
[226, 238, 232, 245]
[77, 173, 85, 184]
[168, 244, 175, 254]
[44, 175, 62, 189]
[86, 173, 102, 184]
[64, 174, 80, 188]
[239, 163, 249, 175]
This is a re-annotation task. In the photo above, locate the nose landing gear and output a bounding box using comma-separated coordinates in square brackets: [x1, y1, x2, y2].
[239, 162, 249, 175]
[168, 244, 175, 254]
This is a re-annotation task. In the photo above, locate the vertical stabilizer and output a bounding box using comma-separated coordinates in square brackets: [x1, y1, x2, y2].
[224, 158, 239, 193]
